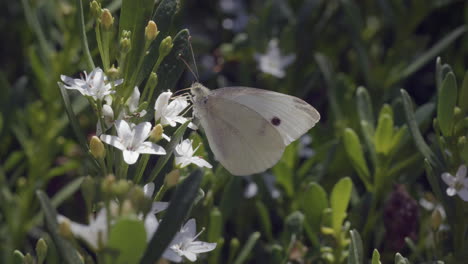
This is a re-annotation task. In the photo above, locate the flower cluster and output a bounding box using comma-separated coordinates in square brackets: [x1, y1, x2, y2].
[58, 183, 215, 262]
[60, 69, 211, 168]
[59, 68, 215, 262]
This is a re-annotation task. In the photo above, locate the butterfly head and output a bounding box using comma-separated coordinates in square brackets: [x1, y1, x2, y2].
[190, 82, 211, 98]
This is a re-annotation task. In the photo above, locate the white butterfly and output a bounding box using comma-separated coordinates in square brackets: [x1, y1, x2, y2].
[190, 83, 320, 176]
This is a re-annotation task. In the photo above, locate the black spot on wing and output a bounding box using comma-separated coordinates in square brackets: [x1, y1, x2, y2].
[271, 117, 281, 126]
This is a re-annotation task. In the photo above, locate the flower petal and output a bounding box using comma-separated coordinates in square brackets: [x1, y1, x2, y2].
[457, 165, 467, 180]
[132, 122, 153, 146]
[457, 188, 468, 201]
[441, 173, 455, 186]
[143, 183, 155, 197]
[446, 187, 457, 196]
[185, 241, 217, 254]
[123, 150, 140, 164]
[100, 134, 126, 150]
[190, 157, 212, 168]
[115, 120, 134, 144]
[154, 91, 172, 121]
[163, 248, 183, 263]
[135, 142, 166, 155]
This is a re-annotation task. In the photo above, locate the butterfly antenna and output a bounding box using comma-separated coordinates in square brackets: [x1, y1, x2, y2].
[178, 53, 199, 82]
[188, 36, 200, 80]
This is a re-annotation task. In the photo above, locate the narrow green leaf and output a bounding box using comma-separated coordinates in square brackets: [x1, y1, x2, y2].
[76, 0, 94, 70]
[371, 249, 381, 264]
[458, 71, 468, 115]
[356, 86, 375, 128]
[374, 113, 394, 154]
[119, 0, 154, 85]
[401, 89, 442, 169]
[147, 121, 189, 185]
[437, 72, 457, 137]
[360, 120, 377, 166]
[36, 191, 83, 264]
[330, 177, 353, 234]
[232, 232, 261, 264]
[343, 128, 371, 188]
[140, 170, 203, 264]
[107, 218, 147, 264]
[298, 182, 328, 239]
[348, 229, 363, 264]
[136, 0, 179, 85]
[399, 25, 466, 82]
[255, 201, 273, 241]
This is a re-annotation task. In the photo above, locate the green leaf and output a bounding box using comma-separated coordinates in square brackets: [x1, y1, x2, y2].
[330, 177, 353, 234]
[75, 0, 94, 70]
[107, 217, 147, 264]
[401, 89, 442, 169]
[437, 72, 457, 137]
[233, 232, 261, 264]
[458, 70, 468, 115]
[207, 207, 222, 243]
[397, 25, 466, 83]
[374, 113, 394, 155]
[136, 0, 179, 85]
[255, 201, 273, 241]
[147, 121, 189, 185]
[371, 249, 381, 264]
[36, 191, 83, 264]
[394, 253, 411, 264]
[348, 229, 363, 264]
[298, 182, 328, 245]
[343, 128, 371, 189]
[119, 0, 154, 86]
[140, 170, 203, 264]
[356, 86, 375, 128]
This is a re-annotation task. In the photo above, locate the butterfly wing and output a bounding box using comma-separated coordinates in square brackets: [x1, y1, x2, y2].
[211, 87, 320, 145]
[195, 95, 286, 176]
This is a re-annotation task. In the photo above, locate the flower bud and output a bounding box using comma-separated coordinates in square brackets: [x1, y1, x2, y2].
[90, 0, 102, 18]
[107, 65, 120, 80]
[431, 209, 443, 230]
[165, 169, 180, 187]
[112, 179, 131, 198]
[102, 104, 114, 124]
[121, 199, 135, 215]
[101, 174, 116, 196]
[159, 36, 173, 59]
[90, 136, 106, 159]
[59, 220, 74, 239]
[36, 238, 48, 264]
[120, 31, 132, 54]
[145, 20, 159, 42]
[150, 124, 164, 142]
[13, 250, 24, 264]
[101, 9, 114, 30]
[24, 253, 34, 264]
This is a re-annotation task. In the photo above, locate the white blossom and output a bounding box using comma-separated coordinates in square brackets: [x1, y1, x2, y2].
[441, 165, 468, 201]
[174, 139, 212, 169]
[154, 91, 189, 127]
[60, 67, 122, 100]
[100, 120, 166, 165]
[255, 39, 295, 78]
[119, 86, 147, 120]
[164, 219, 217, 262]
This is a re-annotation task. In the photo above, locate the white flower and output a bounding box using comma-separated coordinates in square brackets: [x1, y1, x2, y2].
[174, 139, 212, 169]
[119, 87, 147, 120]
[96, 96, 115, 136]
[154, 91, 189, 127]
[255, 39, 295, 78]
[58, 208, 108, 250]
[164, 219, 217, 262]
[100, 120, 166, 164]
[60, 68, 123, 100]
[441, 165, 468, 201]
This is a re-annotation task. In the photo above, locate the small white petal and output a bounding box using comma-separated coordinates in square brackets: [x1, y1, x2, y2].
[100, 134, 126, 150]
[132, 122, 153, 146]
[135, 142, 166, 155]
[186, 241, 217, 253]
[457, 188, 468, 201]
[151, 202, 169, 214]
[457, 165, 467, 180]
[190, 157, 212, 168]
[446, 187, 457, 196]
[123, 150, 140, 164]
[163, 249, 183, 263]
[115, 120, 134, 144]
[143, 183, 155, 197]
[441, 173, 455, 186]
[182, 251, 197, 262]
